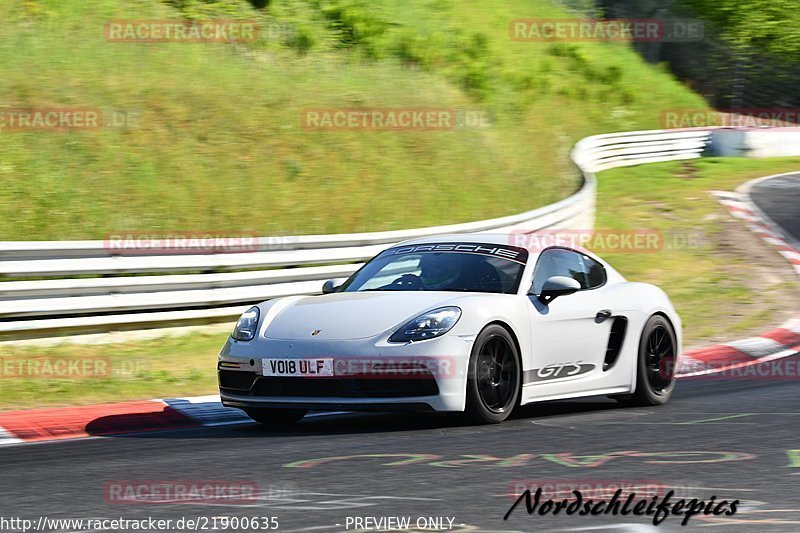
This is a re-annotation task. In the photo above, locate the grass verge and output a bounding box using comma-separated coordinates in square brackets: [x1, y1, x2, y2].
[596, 157, 800, 342]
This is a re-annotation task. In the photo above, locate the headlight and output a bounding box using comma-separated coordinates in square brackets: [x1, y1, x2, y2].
[231, 306, 260, 341]
[388, 306, 461, 343]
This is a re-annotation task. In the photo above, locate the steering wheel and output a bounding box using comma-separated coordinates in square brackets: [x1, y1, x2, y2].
[388, 273, 423, 290]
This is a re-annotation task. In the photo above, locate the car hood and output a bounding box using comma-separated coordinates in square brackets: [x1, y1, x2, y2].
[262, 292, 463, 341]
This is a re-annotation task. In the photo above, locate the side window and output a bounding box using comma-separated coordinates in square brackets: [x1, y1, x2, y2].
[531, 248, 605, 293]
[581, 254, 606, 289]
[531, 248, 587, 294]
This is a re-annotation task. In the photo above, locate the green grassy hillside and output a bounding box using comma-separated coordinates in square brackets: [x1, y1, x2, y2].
[0, 0, 707, 239]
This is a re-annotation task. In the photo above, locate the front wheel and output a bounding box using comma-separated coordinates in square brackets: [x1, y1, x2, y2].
[616, 315, 677, 406]
[464, 325, 521, 424]
[244, 408, 308, 427]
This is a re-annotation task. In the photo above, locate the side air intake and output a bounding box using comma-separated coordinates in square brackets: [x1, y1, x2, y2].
[604, 317, 628, 371]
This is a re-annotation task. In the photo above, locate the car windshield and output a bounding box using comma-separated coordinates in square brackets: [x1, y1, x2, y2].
[340, 242, 529, 294]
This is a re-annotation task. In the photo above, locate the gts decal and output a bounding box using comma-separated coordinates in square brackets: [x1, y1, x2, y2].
[525, 361, 595, 383]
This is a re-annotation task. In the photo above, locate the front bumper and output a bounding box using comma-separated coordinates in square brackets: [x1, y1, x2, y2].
[218, 334, 472, 412]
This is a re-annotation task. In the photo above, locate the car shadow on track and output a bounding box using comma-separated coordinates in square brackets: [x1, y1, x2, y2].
[94, 364, 800, 440]
[99, 397, 626, 440]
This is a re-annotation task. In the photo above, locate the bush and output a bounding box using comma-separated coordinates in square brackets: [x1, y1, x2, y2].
[314, 0, 389, 58]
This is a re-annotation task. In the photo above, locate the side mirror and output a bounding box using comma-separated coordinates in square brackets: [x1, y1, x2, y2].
[322, 278, 347, 294]
[535, 276, 581, 304]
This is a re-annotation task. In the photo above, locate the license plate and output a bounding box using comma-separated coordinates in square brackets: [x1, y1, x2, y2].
[261, 358, 334, 377]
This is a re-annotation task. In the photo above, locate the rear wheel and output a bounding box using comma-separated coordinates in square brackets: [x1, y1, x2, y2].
[465, 325, 521, 424]
[244, 408, 307, 426]
[615, 315, 677, 406]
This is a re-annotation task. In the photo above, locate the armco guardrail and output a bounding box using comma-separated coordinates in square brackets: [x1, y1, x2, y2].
[0, 128, 713, 339]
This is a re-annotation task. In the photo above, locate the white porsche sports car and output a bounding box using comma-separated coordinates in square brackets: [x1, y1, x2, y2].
[219, 234, 681, 425]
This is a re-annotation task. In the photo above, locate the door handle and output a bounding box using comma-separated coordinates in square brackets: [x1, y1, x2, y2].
[595, 309, 612, 323]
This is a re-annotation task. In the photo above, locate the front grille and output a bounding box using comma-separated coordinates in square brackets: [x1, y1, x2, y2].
[250, 376, 439, 398]
[218, 369, 258, 391]
[219, 366, 440, 398]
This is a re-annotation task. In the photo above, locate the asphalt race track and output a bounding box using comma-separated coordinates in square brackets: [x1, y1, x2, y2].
[750, 172, 800, 244]
[1, 174, 799, 533]
[2, 373, 800, 533]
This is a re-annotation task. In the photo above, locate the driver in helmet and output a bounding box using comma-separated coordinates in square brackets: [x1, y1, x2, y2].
[418, 253, 461, 291]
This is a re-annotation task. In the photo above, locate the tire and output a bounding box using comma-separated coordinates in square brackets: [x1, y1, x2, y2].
[464, 325, 521, 424]
[244, 408, 308, 426]
[616, 315, 677, 406]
